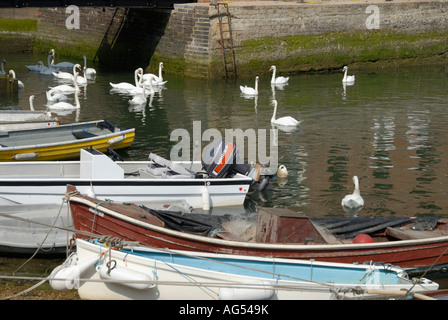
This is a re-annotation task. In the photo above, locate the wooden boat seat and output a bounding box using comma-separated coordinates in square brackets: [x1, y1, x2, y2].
[385, 227, 444, 240]
[72, 131, 97, 139]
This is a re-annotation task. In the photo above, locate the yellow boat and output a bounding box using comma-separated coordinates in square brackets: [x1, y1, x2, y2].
[0, 120, 135, 161]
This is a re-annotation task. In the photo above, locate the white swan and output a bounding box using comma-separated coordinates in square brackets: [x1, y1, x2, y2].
[240, 76, 259, 95]
[270, 65, 289, 84]
[141, 62, 167, 86]
[129, 83, 148, 105]
[110, 68, 143, 91]
[46, 89, 68, 102]
[8, 70, 24, 89]
[341, 175, 364, 208]
[342, 66, 355, 84]
[270, 100, 301, 127]
[83, 55, 96, 79]
[53, 63, 81, 80]
[0, 59, 6, 74]
[128, 74, 155, 95]
[49, 49, 75, 69]
[46, 90, 81, 110]
[28, 95, 36, 111]
[49, 71, 81, 94]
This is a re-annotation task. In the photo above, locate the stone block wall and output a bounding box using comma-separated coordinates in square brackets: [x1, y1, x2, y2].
[151, 4, 210, 78]
[2, 1, 448, 78]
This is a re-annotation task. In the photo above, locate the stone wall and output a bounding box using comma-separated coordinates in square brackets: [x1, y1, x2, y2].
[151, 4, 210, 77]
[1, 1, 448, 78]
[147, 0, 448, 78]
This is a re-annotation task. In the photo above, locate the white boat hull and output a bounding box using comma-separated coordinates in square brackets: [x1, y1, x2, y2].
[0, 149, 252, 209]
[0, 203, 72, 254]
[71, 239, 439, 300]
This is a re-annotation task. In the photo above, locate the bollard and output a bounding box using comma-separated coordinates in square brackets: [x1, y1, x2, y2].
[0, 74, 18, 98]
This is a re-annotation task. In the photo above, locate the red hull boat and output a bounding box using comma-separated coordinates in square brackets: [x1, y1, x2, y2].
[67, 185, 448, 270]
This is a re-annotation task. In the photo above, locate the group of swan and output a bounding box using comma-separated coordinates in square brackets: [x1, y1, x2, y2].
[240, 65, 289, 96]
[53, 64, 88, 84]
[25, 49, 96, 80]
[46, 71, 83, 110]
[139, 62, 167, 86]
[110, 63, 167, 105]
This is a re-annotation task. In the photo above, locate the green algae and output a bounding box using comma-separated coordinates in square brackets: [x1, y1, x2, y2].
[0, 18, 36, 32]
[235, 30, 448, 77]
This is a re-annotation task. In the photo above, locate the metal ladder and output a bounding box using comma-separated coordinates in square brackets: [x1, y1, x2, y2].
[215, 3, 237, 79]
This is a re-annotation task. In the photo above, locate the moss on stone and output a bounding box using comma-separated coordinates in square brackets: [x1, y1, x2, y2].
[235, 30, 448, 77]
[0, 18, 37, 32]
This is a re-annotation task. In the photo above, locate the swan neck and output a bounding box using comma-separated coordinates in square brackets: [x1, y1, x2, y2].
[271, 102, 277, 122]
[255, 78, 258, 92]
[159, 64, 163, 80]
[73, 74, 80, 90]
[343, 68, 348, 81]
[271, 68, 276, 82]
[353, 178, 361, 195]
[29, 97, 35, 111]
[74, 92, 80, 107]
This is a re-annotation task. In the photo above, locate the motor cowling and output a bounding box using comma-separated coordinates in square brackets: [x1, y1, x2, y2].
[202, 140, 270, 191]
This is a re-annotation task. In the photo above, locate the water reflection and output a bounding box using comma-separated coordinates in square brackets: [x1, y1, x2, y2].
[1, 53, 448, 219]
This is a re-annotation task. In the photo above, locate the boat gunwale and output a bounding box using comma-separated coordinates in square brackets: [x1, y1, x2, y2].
[0, 120, 135, 152]
[70, 195, 448, 252]
[79, 239, 415, 286]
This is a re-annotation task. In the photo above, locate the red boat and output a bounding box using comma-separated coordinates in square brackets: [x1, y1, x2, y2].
[67, 185, 448, 270]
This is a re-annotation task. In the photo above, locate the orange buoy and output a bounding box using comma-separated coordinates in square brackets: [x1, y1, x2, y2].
[353, 233, 374, 244]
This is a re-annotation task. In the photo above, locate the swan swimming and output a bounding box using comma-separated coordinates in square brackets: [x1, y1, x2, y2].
[46, 89, 68, 102]
[110, 68, 143, 91]
[240, 76, 259, 95]
[141, 62, 167, 86]
[83, 55, 96, 79]
[342, 66, 355, 84]
[129, 83, 148, 105]
[38, 55, 58, 75]
[127, 74, 156, 95]
[26, 55, 55, 72]
[53, 63, 81, 81]
[270, 65, 289, 84]
[49, 49, 75, 69]
[8, 70, 24, 89]
[270, 100, 301, 127]
[49, 71, 81, 94]
[46, 90, 81, 110]
[341, 175, 364, 208]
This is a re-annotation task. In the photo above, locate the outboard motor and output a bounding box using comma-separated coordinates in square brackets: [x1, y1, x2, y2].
[202, 140, 271, 191]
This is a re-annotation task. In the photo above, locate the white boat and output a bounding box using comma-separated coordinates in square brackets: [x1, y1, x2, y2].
[0, 118, 59, 131]
[50, 238, 439, 300]
[0, 203, 72, 255]
[0, 107, 59, 131]
[0, 144, 269, 209]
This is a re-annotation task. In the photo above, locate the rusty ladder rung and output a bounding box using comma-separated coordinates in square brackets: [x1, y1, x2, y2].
[215, 2, 236, 79]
